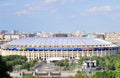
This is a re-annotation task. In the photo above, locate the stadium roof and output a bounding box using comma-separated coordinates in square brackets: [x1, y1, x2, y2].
[6, 37, 113, 46]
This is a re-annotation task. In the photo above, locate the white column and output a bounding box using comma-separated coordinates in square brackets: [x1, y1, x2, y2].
[113, 49, 115, 55]
[61, 50, 62, 58]
[42, 50, 44, 60]
[81, 50, 83, 57]
[111, 50, 113, 55]
[114, 49, 116, 55]
[97, 50, 99, 56]
[33, 51, 35, 60]
[48, 50, 50, 58]
[77, 50, 79, 59]
[105, 50, 106, 56]
[92, 50, 94, 56]
[108, 50, 110, 55]
[56, 50, 57, 57]
[37, 51, 39, 59]
[87, 51, 89, 57]
[101, 50, 103, 57]
[72, 50, 73, 59]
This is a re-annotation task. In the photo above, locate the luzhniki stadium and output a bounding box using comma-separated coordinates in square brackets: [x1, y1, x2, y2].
[1, 37, 119, 61]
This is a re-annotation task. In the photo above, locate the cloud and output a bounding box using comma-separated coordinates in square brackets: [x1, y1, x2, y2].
[87, 6, 112, 13]
[0, 2, 15, 7]
[50, 8, 57, 14]
[15, 0, 57, 16]
[15, 2, 46, 15]
[80, 5, 113, 15]
[16, 10, 28, 15]
[16, 6, 40, 15]
[69, 15, 76, 19]
[112, 14, 120, 20]
[60, 0, 84, 5]
[45, 0, 57, 4]
[15, 0, 87, 16]
[79, 0, 87, 1]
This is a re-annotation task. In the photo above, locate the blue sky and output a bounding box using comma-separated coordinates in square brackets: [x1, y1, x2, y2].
[0, 0, 120, 32]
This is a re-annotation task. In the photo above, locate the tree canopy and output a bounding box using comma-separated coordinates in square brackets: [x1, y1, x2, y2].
[0, 55, 12, 78]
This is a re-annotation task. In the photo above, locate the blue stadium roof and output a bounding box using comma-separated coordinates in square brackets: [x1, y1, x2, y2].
[5, 37, 113, 46]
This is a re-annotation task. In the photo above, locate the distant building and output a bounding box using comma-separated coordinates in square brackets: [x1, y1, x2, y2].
[4, 34, 11, 41]
[37, 32, 50, 37]
[95, 34, 105, 40]
[11, 30, 18, 35]
[0, 30, 8, 34]
[4, 34, 23, 41]
[53, 33, 68, 37]
[0, 34, 4, 40]
[82, 33, 97, 38]
[28, 34, 36, 37]
[105, 32, 120, 46]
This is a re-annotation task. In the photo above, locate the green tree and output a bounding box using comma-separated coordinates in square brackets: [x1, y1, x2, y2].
[92, 56, 104, 67]
[21, 75, 44, 78]
[69, 61, 74, 70]
[93, 70, 116, 78]
[74, 73, 89, 78]
[93, 71, 108, 78]
[115, 59, 120, 78]
[0, 55, 12, 78]
[106, 70, 115, 78]
[63, 59, 69, 65]
[51, 76, 60, 78]
[78, 57, 87, 66]
[55, 61, 64, 67]
[104, 59, 110, 69]
[68, 75, 74, 78]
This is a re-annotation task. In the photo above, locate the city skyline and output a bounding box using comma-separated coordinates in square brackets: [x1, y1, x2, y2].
[0, 0, 120, 32]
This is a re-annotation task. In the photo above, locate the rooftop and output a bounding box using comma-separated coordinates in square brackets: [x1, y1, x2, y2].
[6, 37, 112, 46]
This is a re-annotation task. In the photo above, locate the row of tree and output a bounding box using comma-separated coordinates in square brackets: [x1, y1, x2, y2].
[77, 48, 120, 78]
[54, 59, 74, 70]
[0, 55, 12, 78]
[3, 55, 39, 71]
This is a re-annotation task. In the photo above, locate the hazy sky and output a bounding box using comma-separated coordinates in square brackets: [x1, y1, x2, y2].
[0, 0, 120, 32]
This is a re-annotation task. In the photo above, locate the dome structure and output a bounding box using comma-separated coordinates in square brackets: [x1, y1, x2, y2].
[6, 37, 112, 46]
[1, 37, 118, 61]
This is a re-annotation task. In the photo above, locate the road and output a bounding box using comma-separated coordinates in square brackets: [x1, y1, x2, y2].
[35, 63, 59, 72]
[10, 71, 76, 78]
[10, 61, 79, 77]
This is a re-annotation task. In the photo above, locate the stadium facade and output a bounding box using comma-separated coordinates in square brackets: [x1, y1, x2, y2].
[1, 37, 118, 61]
